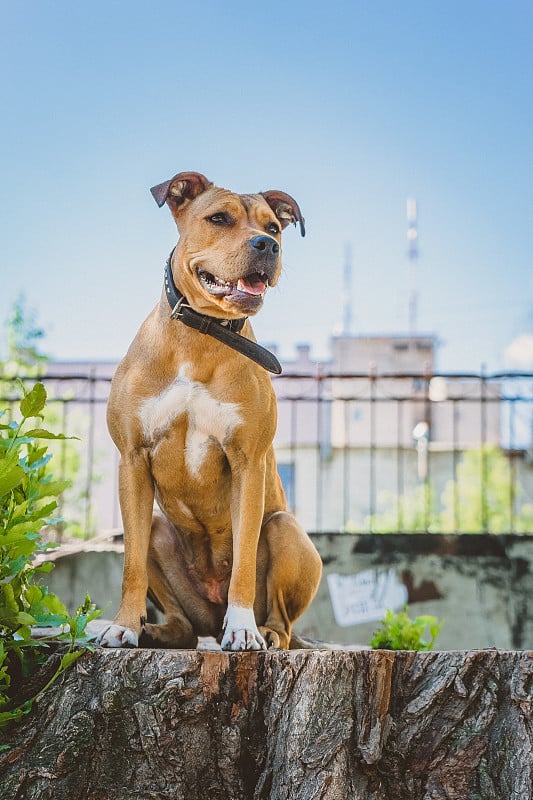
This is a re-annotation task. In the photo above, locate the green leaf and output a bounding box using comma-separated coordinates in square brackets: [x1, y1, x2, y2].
[19, 382, 47, 419]
[27, 587, 68, 628]
[18, 612, 38, 625]
[59, 650, 83, 671]
[24, 429, 72, 441]
[41, 592, 68, 616]
[3, 519, 43, 539]
[24, 584, 43, 605]
[0, 448, 26, 494]
[23, 447, 50, 469]
[35, 561, 55, 574]
[0, 701, 32, 731]
[0, 463, 25, 495]
[36, 479, 71, 499]
[32, 500, 59, 520]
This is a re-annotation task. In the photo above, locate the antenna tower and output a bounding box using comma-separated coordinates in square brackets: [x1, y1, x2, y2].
[406, 198, 419, 335]
[343, 243, 353, 334]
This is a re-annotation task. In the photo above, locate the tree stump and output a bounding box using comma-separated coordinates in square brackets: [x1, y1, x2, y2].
[1, 648, 532, 799]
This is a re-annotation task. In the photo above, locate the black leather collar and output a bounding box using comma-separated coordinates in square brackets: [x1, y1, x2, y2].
[164, 253, 282, 375]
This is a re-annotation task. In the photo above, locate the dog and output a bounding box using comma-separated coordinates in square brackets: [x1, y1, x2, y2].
[97, 171, 322, 651]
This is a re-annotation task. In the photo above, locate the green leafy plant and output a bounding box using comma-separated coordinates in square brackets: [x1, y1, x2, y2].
[369, 607, 444, 651]
[0, 382, 100, 734]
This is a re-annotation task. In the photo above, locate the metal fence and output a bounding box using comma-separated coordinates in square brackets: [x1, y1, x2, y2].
[273, 370, 533, 534]
[2, 370, 533, 536]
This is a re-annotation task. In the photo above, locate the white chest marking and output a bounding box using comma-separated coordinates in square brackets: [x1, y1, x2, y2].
[139, 364, 242, 477]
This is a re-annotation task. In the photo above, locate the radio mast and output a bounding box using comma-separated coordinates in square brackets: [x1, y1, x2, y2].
[407, 198, 419, 336]
[343, 243, 353, 335]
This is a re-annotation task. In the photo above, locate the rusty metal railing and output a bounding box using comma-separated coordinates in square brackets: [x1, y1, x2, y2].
[2, 370, 532, 536]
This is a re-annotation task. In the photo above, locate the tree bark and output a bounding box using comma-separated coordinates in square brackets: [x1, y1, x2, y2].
[1, 648, 532, 799]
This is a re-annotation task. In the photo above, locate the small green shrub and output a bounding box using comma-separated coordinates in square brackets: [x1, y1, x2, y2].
[370, 607, 444, 651]
[0, 382, 100, 735]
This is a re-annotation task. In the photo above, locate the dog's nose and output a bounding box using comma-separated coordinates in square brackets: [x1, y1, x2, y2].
[250, 235, 280, 256]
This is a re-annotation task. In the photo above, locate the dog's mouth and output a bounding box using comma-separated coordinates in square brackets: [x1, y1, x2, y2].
[197, 269, 269, 300]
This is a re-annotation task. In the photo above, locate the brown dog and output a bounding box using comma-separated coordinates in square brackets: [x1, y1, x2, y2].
[97, 172, 322, 651]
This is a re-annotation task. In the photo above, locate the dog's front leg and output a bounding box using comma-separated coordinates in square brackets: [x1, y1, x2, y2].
[97, 452, 154, 647]
[221, 458, 267, 651]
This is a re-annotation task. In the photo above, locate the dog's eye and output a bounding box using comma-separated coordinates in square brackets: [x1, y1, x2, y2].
[207, 212, 231, 225]
[266, 222, 280, 235]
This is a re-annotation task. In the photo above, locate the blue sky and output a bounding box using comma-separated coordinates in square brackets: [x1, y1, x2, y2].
[1, 1, 532, 372]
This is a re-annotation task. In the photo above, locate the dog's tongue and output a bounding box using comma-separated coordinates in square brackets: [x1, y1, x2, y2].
[237, 274, 267, 296]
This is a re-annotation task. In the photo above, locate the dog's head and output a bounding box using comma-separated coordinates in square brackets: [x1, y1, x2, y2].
[151, 172, 305, 318]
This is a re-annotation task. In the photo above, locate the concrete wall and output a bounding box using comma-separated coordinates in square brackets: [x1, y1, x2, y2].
[43, 533, 533, 651]
[295, 533, 533, 650]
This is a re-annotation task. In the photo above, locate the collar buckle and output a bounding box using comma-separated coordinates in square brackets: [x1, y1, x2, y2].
[170, 295, 189, 320]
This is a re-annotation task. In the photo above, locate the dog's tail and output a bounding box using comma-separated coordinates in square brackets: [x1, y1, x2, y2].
[289, 633, 331, 650]
[289, 633, 370, 651]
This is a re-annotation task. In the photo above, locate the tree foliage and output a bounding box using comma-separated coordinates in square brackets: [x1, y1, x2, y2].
[369, 445, 533, 533]
[1, 296, 100, 539]
[1, 295, 48, 379]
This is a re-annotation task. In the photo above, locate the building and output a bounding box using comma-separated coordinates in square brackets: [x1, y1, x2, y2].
[273, 334, 505, 531]
[28, 333, 530, 537]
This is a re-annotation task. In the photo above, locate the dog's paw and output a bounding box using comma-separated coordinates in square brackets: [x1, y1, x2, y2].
[221, 605, 267, 651]
[258, 627, 285, 650]
[96, 623, 139, 648]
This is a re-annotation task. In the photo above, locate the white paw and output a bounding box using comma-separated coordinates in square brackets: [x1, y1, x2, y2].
[221, 605, 266, 651]
[96, 623, 139, 648]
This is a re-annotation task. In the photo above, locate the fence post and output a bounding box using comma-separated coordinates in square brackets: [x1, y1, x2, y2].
[480, 364, 488, 532]
[84, 366, 96, 538]
[369, 363, 377, 531]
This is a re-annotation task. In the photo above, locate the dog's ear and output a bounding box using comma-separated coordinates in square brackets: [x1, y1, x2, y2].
[150, 172, 213, 210]
[261, 190, 306, 237]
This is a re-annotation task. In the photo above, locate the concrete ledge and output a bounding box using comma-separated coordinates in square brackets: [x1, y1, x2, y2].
[42, 533, 533, 650]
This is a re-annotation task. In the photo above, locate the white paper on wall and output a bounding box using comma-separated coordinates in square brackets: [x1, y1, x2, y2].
[327, 568, 408, 627]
